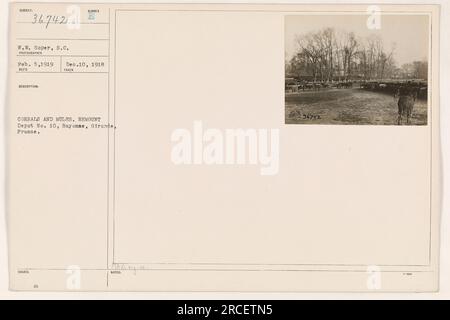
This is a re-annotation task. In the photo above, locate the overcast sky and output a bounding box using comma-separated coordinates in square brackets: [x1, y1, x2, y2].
[285, 14, 430, 66]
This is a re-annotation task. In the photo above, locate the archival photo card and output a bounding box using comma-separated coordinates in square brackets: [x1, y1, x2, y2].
[7, 3, 440, 292]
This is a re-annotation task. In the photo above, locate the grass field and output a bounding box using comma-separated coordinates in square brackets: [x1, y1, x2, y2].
[285, 88, 428, 125]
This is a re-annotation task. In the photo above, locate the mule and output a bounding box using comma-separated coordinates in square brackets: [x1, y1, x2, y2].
[395, 86, 418, 125]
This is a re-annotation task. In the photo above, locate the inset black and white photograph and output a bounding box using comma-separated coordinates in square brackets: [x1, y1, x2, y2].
[285, 14, 430, 125]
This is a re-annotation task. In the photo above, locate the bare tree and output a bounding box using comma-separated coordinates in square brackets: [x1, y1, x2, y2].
[288, 27, 419, 82]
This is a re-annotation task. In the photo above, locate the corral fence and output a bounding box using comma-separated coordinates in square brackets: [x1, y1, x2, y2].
[285, 79, 354, 93]
[359, 80, 428, 100]
[285, 78, 428, 100]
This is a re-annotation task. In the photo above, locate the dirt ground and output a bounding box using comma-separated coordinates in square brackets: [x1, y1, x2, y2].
[285, 88, 428, 125]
